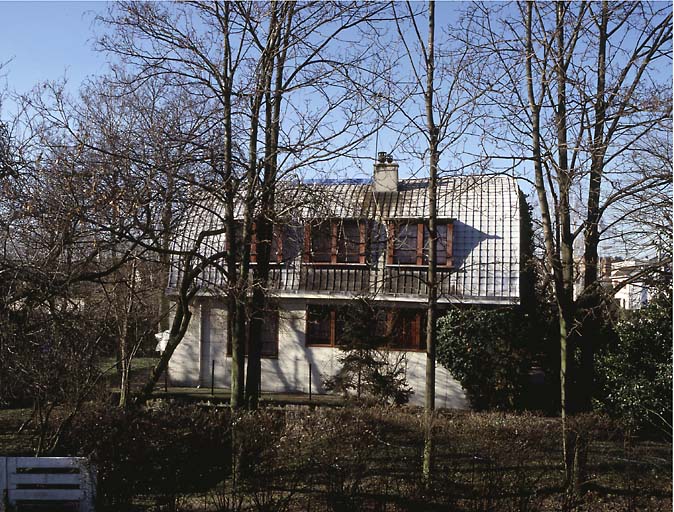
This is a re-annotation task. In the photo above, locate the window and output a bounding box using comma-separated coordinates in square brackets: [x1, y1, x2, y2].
[306, 305, 426, 350]
[434, 224, 451, 266]
[249, 223, 285, 264]
[308, 221, 333, 263]
[304, 220, 367, 264]
[393, 223, 420, 264]
[389, 310, 426, 350]
[228, 308, 279, 358]
[337, 221, 363, 263]
[306, 305, 334, 345]
[388, 221, 453, 266]
[260, 310, 279, 356]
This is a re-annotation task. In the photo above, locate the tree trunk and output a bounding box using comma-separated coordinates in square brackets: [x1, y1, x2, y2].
[555, 1, 587, 492]
[245, 0, 293, 409]
[422, 0, 437, 485]
[118, 259, 137, 408]
[138, 294, 193, 403]
[158, 164, 175, 333]
[578, 0, 609, 415]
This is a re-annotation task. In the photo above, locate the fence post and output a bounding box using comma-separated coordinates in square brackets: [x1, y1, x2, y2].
[308, 363, 312, 401]
[80, 459, 96, 512]
[0, 457, 7, 512]
[211, 359, 215, 396]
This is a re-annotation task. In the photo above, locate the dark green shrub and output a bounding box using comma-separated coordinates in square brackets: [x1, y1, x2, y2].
[324, 297, 413, 405]
[437, 308, 535, 410]
[595, 291, 672, 435]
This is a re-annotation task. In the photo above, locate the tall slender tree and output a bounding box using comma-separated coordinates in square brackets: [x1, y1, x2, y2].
[459, 0, 671, 490]
[391, 0, 491, 482]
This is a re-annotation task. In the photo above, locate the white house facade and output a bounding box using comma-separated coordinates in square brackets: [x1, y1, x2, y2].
[165, 155, 523, 409]
[605, 259, 654, 310]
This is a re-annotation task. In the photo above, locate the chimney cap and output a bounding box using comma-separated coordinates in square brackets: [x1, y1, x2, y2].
[377, 151, 394, 164]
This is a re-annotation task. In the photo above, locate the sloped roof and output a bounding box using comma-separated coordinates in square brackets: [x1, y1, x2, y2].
[169, 174, 522, 303]
[274, 175, 517, 221]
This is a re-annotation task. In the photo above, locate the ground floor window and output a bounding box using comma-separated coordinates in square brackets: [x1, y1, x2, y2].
[306, 305, 426, 350]
[227, 308, 279, 358]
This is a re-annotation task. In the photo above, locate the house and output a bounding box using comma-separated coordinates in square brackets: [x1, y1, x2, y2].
[165, 154, 523, 408]
[602, 259, 657, 310]
[574, 257, 660, 310]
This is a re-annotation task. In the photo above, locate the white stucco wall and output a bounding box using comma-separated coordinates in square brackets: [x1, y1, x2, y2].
[167, 298, 468, 409]
[167, 302, 201, 387]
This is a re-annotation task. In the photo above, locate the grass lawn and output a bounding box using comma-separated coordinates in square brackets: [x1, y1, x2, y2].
[99, 356, 161, 386]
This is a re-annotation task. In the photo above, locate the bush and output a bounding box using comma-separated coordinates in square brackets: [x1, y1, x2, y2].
[52, 405, 670, 511]
[437, 308, 535, 410]
[595, 291, 672, 435]
[58, 401, 233, 510]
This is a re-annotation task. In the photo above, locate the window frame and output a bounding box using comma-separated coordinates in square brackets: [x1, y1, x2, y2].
[303, 219, 368, 265]
[306, 305, 426, 351]
[387, 220, 453, 267]
[305, 305, 336, 347]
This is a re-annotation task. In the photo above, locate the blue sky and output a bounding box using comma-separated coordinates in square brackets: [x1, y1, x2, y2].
[0, 1, 109, 114]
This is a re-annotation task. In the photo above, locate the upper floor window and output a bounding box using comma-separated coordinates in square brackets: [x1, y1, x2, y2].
[388, 221, 453, 266]
[230, 222, 285, 264]
[304, 219, 367, 264]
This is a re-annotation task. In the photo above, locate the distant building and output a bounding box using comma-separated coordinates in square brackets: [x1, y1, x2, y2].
[575, 257, 656, 310]
[603, 259, 654, 310]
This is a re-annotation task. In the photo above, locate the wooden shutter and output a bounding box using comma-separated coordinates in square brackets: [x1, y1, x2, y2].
[416, 223, 424, 265]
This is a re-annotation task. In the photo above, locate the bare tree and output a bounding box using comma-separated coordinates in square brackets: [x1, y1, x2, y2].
[0, 97, 137, 450]
[97, 1, 395, 408]
[459, 0, 671, 490]
[390, 0, 491, 482]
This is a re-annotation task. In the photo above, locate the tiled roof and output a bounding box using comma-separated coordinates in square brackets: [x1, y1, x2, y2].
[169, 174, 521, 304]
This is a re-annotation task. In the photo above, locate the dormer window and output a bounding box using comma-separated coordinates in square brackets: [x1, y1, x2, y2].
[304, 219, 367, 264]
[388, 221, 453, 267]
[246, 223, 285, 264]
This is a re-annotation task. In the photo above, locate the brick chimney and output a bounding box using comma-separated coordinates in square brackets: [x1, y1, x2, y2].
[374, 152, 398, 193]
[600, 257, 612, 277]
